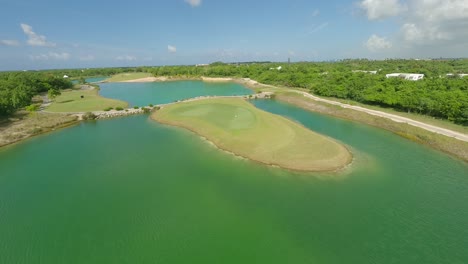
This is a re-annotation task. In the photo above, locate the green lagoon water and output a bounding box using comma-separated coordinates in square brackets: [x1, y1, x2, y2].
[0, 81, 467, 263]
[99, 81, 253, 107]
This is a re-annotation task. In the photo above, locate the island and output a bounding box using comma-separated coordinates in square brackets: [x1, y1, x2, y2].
[152, 97, 352, 172]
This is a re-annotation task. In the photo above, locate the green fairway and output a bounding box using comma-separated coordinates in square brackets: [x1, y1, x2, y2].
[46, 89, 128, 112]
[153, 98, 352, 171]
[106, 72, 153, 82]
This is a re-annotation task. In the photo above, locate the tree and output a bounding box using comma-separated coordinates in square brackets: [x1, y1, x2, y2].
[48, 89, 61, 100]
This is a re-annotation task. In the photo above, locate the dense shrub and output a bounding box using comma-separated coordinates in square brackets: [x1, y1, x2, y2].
[82, 112, 97, 120]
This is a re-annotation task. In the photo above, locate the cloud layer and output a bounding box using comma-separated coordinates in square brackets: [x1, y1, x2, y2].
[185, 0, 202, 7]
[30, 52, 70, 61]
[0, 40, 20, 46]
[21, 23, 56, 47]
[359, 0, 406, 20]
[115, 55, 137, 61]
[359, 0, 468, 56]
[365, 34, 392, 51]
[168, 45, 177, 53]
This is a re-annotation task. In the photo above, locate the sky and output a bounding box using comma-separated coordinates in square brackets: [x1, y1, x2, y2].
[0, 0, 467, 70]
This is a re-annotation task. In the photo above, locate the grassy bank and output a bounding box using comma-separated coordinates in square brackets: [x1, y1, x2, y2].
[276, 93, 468, 162]
[152, 98, 351, 172]
[105, 72, 153, 82]
[0, 112, 78, 148]
[46, 89, 128, 113]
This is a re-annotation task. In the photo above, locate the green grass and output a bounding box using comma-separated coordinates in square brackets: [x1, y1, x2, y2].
[153, 98, 351, 172]
[46, 89, 128, 112]
[106, 72, 153, 82]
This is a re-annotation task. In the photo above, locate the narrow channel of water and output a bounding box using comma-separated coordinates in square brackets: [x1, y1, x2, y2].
[0, 81, 466, 264]
[99, 81, 253, 107]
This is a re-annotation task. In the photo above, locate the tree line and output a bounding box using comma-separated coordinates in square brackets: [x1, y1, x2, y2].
[1, 59, 467, 124]
[145, 59, 468, 125]
[0, 72, 72, 116]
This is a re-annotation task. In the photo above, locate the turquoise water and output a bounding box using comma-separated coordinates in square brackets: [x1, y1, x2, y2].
[99, 81, 253, 107]
[0, 82, 467, 263]
[86, 76, 108, 83]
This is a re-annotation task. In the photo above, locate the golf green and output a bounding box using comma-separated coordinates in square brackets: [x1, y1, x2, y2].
[153, 98, 351, 171]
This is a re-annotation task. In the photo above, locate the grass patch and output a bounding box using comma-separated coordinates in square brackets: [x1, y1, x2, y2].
[46, 89, 128, 113]
[152, 98, 351, 172]
[105, 72, 153, 82]
[0, 112, 78, 148]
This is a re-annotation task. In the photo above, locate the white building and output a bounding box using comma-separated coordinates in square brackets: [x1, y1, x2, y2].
[446, 73, 468, 78]
[386, 73, 424, 81]
[63, 75, 69, 79]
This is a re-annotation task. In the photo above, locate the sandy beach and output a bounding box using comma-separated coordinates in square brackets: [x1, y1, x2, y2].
[121, 77, 169, 82]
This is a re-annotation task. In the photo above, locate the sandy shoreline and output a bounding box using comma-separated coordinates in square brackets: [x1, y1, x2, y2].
[121, 77, 168, 82]
[118, 76, 263, 89]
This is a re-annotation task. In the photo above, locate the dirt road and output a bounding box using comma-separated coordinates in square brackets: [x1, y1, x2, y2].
[298, 91, 468, 142]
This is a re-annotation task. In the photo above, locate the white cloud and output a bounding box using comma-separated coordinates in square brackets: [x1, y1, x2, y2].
[360, 0, 468, 57]
[168, 45, 177, 53]
[185, 0, 202, 7]
[20, 23, 56, 47]
[358, 0, 406, 20]
[400, 0, 468, 45]
[30, 52, 70, 61]
[79, 55, 95, 61]
[365, 34, 392, 51]
[115, 55, 137, 61]
[311, 9, 320, 17]
[309, 22, 329, 34]
[0, 40, 20, 46]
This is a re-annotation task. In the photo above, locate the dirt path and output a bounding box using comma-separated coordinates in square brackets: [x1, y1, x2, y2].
[297, 91, 468, 142]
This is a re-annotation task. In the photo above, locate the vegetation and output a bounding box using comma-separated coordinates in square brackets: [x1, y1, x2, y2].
[0, 72, 72, 116]
[144, 59, 468, 125]
[153, 98, 351, 171]
[115, 106, 124, 111]
[277, 93, 468, 162]
[82, 112, 97, 120]
[25, 104, 40, 112]
[2, 59, 467, 124]
[46, 89, 127, 113]
[0, 112, 78, 147]
[105, 72, 152, 82]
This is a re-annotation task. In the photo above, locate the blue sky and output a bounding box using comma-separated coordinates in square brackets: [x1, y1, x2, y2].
[1, 0, 467, 70]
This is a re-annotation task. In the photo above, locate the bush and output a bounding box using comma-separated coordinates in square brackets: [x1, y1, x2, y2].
[149, 104, 154, 107]
[133, 106, 139, 109]
[142, 107, 151, 113]
[25, 104, 40, 112]
[82, 112, 97, 120]
[103, 107, 113, 111]
[115, 106, 124, 111]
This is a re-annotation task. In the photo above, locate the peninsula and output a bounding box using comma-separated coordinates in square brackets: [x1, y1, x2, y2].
[152, 97, 352, 172]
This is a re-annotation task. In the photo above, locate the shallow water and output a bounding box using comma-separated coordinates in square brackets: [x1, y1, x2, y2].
[0, 81, 467, 263]
[99, 80, 253, 107]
